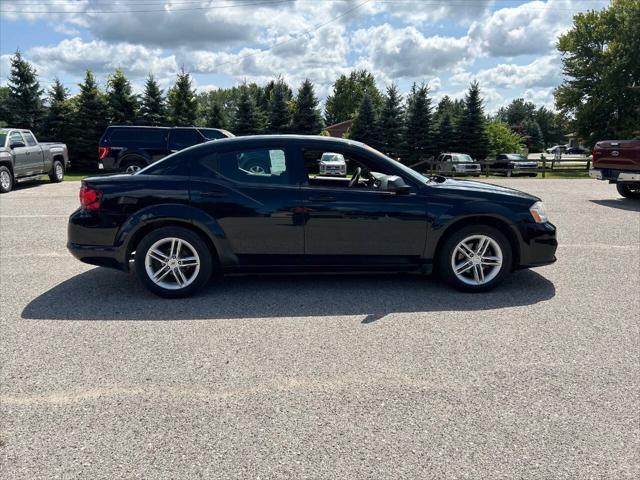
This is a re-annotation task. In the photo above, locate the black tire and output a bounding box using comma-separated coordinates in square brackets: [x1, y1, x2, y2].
[616, 183, 640, 199]
[49, 160, 65, 183]
[437, 224, 513, 292]
[0, 165, 14, 193]
[134, 226, 213, 298]
[121, 157, 147, 174]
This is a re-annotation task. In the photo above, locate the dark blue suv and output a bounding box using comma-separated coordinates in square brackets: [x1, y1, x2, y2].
[98, 126, 234, 173]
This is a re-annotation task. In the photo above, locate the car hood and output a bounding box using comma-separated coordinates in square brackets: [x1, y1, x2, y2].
[430, 178, 539, 202]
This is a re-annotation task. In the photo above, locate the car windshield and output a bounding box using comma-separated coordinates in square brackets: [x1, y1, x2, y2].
[506, 154, 527, 161]
[451, 154, 473, 163]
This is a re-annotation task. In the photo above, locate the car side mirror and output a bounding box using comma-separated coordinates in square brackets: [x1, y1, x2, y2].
[11, 141, 25, 149]
[386, 176, 411, 194]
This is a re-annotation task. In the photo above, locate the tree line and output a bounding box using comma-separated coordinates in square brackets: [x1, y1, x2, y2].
[1, 52, 566, 171]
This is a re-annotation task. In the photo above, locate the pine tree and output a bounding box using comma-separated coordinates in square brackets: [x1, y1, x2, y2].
[204, 102, 228, 129]
[71, 70, 108, 168]
[349, 93, 379, 148]
[41, 79, 73, 142]
[139, 74, 166, 126]
[233, 85, 261, 135]
[524, 119, 544, 152]
[291, 79, 323, 135]
[457, 81, 489, 160]
[0, 87, 10, 127]
[379, 83, 404, 157]
[403, 82, 434, 164]
[268, 80, 292, 133]
[167, 70, 197, 126]
[6, 51, 43, 131]
[436, 111, 457, 154]
[106, 68, 138, 125]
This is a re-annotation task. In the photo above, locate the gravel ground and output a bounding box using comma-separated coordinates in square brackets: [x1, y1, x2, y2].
[1, 179, 639, 479]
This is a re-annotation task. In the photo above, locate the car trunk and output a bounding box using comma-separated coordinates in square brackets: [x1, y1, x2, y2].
[593, 140, 640, 170]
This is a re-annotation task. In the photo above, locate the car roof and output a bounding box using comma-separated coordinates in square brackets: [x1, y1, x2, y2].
[201, 134, 369, 149]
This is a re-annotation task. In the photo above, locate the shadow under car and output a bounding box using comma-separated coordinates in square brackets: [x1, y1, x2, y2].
[22, 268, 556, 323]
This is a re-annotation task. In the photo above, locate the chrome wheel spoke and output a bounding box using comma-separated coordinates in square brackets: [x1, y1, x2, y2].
[172, 269, 185, 287]
[457, 242, 474, 258]
[476, 237, 490, 256]
[179, 256, 199, 267]
[149, 248, 168, 263]
[152, 264, 171, 283]
[455, 260, 473, 275]
[482, 256, 502, 266]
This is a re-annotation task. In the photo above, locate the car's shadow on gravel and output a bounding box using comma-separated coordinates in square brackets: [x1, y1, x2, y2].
[22, 268, 555, 322]
[590, 199, 640, 212]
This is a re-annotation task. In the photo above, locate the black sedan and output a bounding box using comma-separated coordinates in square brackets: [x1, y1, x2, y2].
[68, 135, 557, 297]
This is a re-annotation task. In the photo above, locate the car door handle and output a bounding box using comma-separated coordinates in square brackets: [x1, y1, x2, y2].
[308, 195, 336, 202]
[201, 190, 227, 198]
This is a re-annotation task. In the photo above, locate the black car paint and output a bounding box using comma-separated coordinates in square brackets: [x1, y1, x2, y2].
[68, 135, 557, 274]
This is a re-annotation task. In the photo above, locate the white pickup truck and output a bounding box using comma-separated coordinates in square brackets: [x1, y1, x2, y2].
[0, 128, 70, 193]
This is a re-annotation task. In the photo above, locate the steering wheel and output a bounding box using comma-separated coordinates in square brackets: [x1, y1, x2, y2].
[349, 167, 362, 188]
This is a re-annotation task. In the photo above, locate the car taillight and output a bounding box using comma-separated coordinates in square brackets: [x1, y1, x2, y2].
[79, 185, 101, 210]
[98, 147, 110, 160]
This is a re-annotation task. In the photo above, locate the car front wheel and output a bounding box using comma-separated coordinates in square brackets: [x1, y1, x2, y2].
[134, 226, 213, 298]
[437, 225, 513, 292]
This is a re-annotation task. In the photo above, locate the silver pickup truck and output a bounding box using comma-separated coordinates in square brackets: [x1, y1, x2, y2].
[0, 128, 69, 193]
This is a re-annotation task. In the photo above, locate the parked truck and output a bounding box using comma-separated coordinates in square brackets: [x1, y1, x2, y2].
[0, 128, 70, 193]
[590, 139, 640, 199]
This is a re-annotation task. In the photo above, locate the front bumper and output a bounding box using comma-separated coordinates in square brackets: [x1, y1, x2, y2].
[517, 221, 558, 268]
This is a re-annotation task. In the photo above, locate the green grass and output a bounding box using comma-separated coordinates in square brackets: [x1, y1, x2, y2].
[64, 171, 97, 181]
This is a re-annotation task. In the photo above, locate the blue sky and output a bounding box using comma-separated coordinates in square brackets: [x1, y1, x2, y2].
[0, 0, 610, 112]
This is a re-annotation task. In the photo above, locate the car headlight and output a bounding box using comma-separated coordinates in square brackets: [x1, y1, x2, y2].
[529, 201, 549, 223]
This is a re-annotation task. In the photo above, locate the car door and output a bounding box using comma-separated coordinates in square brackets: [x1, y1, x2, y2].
[299, 145, 427, 264]
[8, 131, 31, 176]
[22, 132, 45, 173]
[189, 143, 304, 264]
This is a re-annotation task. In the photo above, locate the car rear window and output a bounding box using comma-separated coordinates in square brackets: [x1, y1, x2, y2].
[199, 128, 227, 140]
[108, 128, 167, 144]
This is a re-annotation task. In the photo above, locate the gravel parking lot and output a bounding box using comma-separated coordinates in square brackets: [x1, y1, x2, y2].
[1, 179, 639, 479]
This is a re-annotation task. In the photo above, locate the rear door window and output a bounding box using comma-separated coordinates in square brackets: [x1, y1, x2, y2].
[23, 132, 37, 146]
[217, 148, 291, 185]
[169, 129, 203, 150]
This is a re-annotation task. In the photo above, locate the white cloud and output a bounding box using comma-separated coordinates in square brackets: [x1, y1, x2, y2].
[352, 24, 471, 79]
[26, 38, 178, 81]
[451, 54, 563, 89]
[468, 0, 609, 57]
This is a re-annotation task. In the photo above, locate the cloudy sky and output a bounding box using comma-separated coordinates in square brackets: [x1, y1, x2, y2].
[0, 0, 609, 112]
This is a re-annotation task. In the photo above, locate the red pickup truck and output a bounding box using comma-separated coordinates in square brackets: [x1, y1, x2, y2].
[590, 139, 640, 199]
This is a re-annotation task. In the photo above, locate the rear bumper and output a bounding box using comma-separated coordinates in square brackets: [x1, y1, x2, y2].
[517, 221, 558, 268]
[98, 157, 118, 172]
[67, 242, 128, 271]
[68, 209, 128, 270]
[590, 169, 640, 183]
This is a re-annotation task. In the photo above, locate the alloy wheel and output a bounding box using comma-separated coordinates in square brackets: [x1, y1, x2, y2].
[0, 170, 11, 191]
[55, 163, 64, 180]
[450, 234, 503, 286]
[144, 237, 201, 290]
[125, 164, 142, 174]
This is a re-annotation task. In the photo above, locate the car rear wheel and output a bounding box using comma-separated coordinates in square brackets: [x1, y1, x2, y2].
[0, 166, 14, 193]
[49, 160, 64, 183]
[616, 183, 640, 199]
[121, 158, 147, 174]
[135, 227, 213, 298]
[437, 225, 513, 292]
